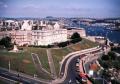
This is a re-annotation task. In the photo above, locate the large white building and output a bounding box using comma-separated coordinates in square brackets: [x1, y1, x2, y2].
[0, 20, 67, 46]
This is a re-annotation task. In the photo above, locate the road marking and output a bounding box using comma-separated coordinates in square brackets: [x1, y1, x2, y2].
[0, 75, 17, 83]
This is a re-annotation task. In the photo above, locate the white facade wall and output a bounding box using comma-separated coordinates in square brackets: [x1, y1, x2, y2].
[9, 31, 32, 46]
[0, 31, 9, 39]
[31, 29, 67, 46]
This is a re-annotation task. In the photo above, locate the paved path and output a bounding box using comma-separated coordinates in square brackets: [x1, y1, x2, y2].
[31, 53, 51, 78]
[46, 49, 57, 79]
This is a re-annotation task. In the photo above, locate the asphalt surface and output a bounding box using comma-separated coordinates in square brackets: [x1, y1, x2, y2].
[61, 56, 81, 84]
[59, 54, 73, 77]
[0, 68, 49, 84]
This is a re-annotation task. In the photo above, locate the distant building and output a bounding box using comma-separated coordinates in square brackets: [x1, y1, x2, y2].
[0, 20, 20, 30]
[67, 27, 86, 38]
[85, 36, 106, 44]
[21, 20, 33, 30]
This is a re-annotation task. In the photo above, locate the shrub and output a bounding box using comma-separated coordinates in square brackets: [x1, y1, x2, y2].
[70, 38, 81, 44]
[101, 55, 109, 60]
[57, 41, 69, 47]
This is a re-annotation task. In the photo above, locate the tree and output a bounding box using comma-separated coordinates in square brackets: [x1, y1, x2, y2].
[0, 36, 12, 48]
[71, 32, 81, 39]
[70, 32, 82, 43]
[101, 55, 109, 60]
[108, 52, 116, 60]
[113, 61, 120, 69]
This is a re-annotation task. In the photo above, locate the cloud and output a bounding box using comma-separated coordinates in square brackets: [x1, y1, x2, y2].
[3, 4, 8, 8]
[0, 1, 8, 8]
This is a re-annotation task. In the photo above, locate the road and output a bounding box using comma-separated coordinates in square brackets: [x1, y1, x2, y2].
[59, 54, 72, 78]
[59, 46, 101, 77]
[0, 67, 50, 84]
[52, 46, 103, 84]
[61, 56, 82, 84]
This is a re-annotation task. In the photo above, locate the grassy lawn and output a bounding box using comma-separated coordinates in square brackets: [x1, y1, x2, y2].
[0, 49, 36, 76]
[51, 38, 98, 76]
[25, 47, 50, 72]
[0, 38, 98, 78]
[68, 39, 98, 51]
[0, 47, 51, 79]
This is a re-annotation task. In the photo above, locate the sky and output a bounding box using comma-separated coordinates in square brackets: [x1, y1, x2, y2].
[0, 0, 120, 18]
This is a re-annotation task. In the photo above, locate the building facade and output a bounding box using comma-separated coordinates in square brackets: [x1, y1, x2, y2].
[31, 29, 67, 45]
[0, 20, 67, 46]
